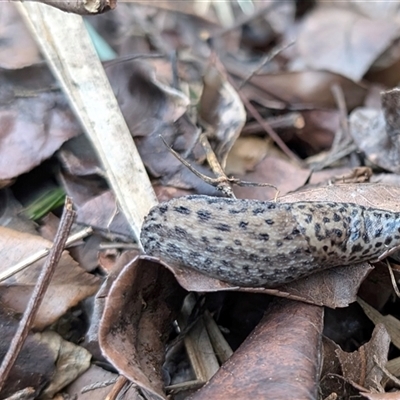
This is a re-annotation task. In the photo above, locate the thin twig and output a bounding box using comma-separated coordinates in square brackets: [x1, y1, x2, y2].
[235, 87, 303, 164]
[0, 198, 75, 391]
[239, 41, 295, 89]
[199, 133, 235, 197]
[160, 135, 278, 197]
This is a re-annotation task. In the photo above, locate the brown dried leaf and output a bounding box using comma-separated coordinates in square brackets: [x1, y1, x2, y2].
[234, 69, 367, 110]
[105, 59, 219, 193]
[297, 7, 399, 82]
[190, 299, 323, 399]
[75, 190, 133, 241]
[225, 136, 271, 176]
[233, 156, 311, 201]
[299, 110, 338, 153]
[82, 251, 134, 363]
[358, 297, 400, 351]
[273, 263, 373, 308]
[0, 66, 81, 179]
[0, 305, 55, 398]
[99, 257, 185, 400]
[148, 254, 371, 309]
[38, 331, 91, 398]
[0, 227, 100, 329]
[0, 306, 91, 399]
[58, 134, 104, 177]
[336, 324, 390, 392]
[358, 264, 395, 311]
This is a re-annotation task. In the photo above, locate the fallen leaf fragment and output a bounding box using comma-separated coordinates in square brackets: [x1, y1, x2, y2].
[99, 256, 185, 400]
[297, 7, 399, 81]
[0, 305, 54, 398]
[75, 190, 133, 241]
[0, 306, 90, 399]
[357, 297, 400, 350]
[233, 156, 310, 200]
[336, 324, 390, 393]
[0, 226, 100, 329]
[39, 331, 92, 398]
[234, 69, 367, 110]
[0, 91, 81, 180]
[65, 365, 118, 400]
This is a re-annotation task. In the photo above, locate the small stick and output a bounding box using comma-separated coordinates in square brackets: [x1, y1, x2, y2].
[159, 135, 278, 197]
[241, 112, 305, 135]
[199, 132, 236, 197]
[239, 41, 295, 89]
[0, 198, 75, 391]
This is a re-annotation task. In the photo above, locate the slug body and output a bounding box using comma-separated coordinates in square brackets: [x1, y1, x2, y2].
[140, 195, 400, 287]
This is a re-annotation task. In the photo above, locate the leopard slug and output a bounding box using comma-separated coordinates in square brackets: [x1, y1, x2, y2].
[140, 195, 400, 287]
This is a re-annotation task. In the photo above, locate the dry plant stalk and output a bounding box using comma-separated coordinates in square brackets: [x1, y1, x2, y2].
[17, 2, 158, 245]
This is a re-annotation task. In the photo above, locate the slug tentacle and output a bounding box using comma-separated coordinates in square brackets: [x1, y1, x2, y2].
[140, 195, 400, 287]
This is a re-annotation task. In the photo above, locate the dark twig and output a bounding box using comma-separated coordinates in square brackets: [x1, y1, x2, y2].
[234, 85, 304, 165]
[0, 198, 75, 392]
[310, 84, 355, 170]
[239, 41, 295, 89]
[160, 135, 278, 197]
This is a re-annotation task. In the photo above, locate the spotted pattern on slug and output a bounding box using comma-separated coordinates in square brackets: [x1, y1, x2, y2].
[140, 195, 400, 287]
